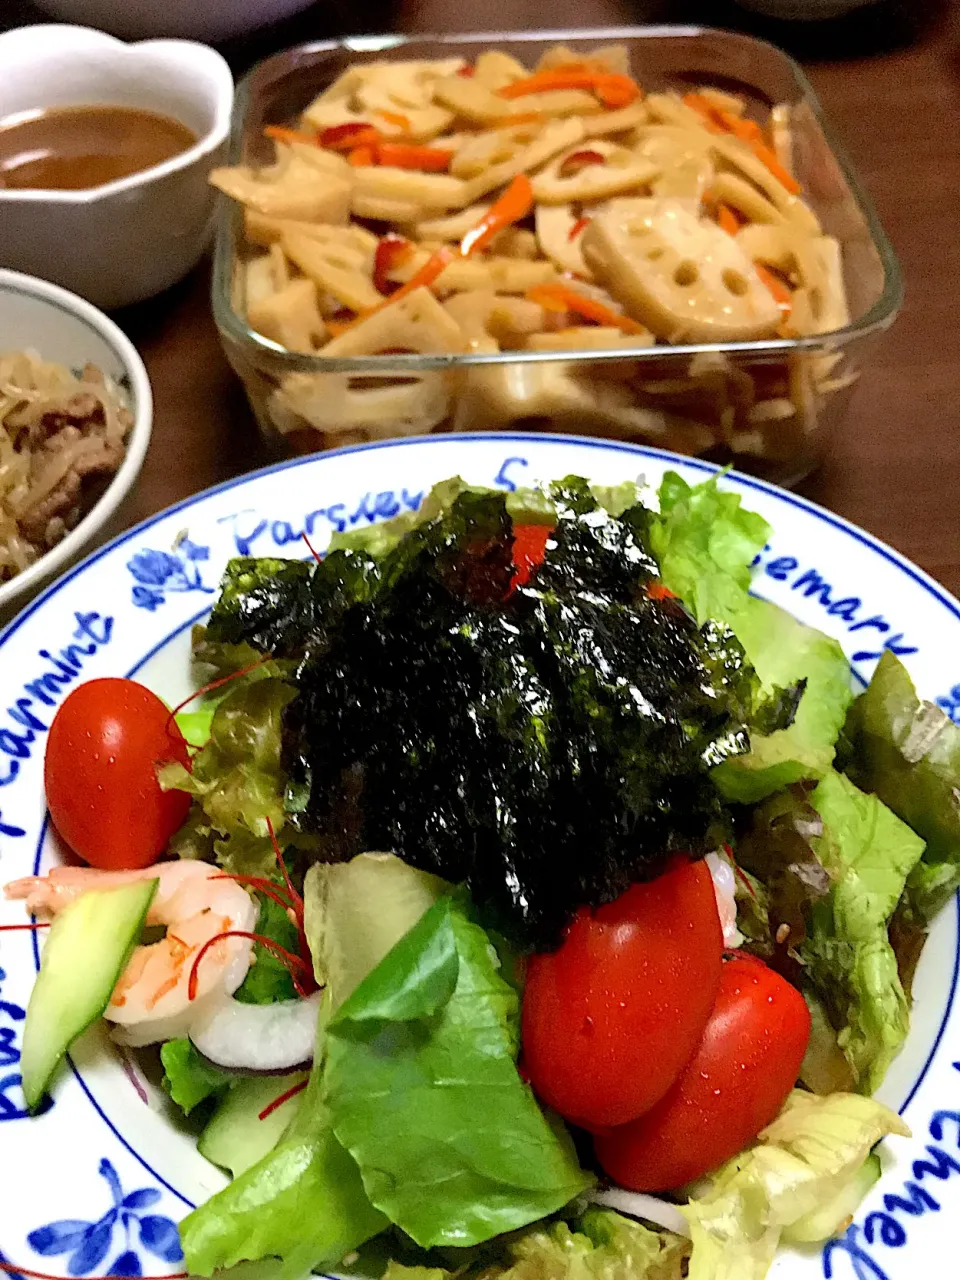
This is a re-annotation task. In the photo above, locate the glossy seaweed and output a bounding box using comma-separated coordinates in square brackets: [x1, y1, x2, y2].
[206, 481, 795, 947]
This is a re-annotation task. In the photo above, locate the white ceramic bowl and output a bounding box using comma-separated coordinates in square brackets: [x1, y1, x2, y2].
[0, 269, 152, 621]
[29, 0, 318, 42]
[0, 25, 234, 310]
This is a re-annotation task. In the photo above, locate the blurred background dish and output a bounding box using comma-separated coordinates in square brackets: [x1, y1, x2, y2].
[28, 0, 320, 41]
[0, 269, 152, 622]
[0, 25, 233, 309]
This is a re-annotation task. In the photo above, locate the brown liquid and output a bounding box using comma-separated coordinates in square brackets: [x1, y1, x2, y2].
[0, 104, 196, 192]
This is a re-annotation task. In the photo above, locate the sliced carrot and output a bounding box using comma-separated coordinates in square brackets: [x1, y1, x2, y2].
[348, 145, 375, 167]
[491, 111, 543, 129]
[749, 139, 801, 194]
[264, 125, 319, 147]
[320, 122, 382, 151]
[525, 283, 645, 335]
[568, 215, 592, 242]
[754, 262, 793, 319]
[682, 92, 727, 133]
[374, 109, 412, 132]
[460, 174, 534, 257]
[716, 203, 741, 236]
[499, 69, 641, 109]
[683, 95, 801, 194]
[457, 64, 476, 77]
[375, 143, 454, 172]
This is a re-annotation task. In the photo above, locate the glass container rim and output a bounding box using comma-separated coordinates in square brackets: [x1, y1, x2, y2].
[212, 23, 904, 376]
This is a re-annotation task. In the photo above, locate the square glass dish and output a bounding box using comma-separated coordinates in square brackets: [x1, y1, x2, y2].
[211, 25, 902, 485]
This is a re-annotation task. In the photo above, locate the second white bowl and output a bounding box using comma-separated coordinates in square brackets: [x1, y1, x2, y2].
[0, 25, 234, 310]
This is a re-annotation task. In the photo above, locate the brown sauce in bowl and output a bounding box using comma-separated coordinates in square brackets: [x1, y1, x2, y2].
[0, 104, 197, 191]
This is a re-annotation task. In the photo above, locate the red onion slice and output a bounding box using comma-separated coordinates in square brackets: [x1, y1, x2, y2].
[189, 990, 323, 1072]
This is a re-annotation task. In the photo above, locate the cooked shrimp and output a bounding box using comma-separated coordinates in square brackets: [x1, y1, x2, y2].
[4, 861, 257, 1047]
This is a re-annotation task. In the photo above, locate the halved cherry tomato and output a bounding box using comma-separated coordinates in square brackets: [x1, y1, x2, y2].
[511, 523, 552, 587]
[521, 860, 723, 1129]
[44, 678, 191, 871]
[595, 955, 811, 1190]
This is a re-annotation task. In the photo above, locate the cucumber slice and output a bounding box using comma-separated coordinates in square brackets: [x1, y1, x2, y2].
[783, 1152, 882, 1244]
[20, 878, 158, 1110]
[198, 1070, 309, 1176]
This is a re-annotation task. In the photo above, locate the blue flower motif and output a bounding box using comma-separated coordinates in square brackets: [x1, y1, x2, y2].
[179, 538, 210, 562]
[27, 1158, 183, 1276]
[131, 585, 164, 612]
[127, 550, 181, 588]
[128, 539, 214, 610]
[936, 684, 960, 725]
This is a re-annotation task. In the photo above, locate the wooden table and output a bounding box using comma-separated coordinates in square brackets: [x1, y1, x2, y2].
[9, 0, 960, 592]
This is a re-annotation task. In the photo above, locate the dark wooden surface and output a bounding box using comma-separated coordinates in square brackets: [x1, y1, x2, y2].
[5, 0, 960, 592]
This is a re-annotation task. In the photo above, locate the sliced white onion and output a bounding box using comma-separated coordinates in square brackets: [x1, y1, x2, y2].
[189, 990, 323, 1072]
[706, 850, 742, 949]
[589, 1187, 691, 1238]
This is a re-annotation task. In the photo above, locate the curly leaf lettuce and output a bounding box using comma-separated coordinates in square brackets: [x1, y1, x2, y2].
[651, 473, 853, 801]
[324, 895, 592, 1248]
[801, 770, 925, 1092]
[684, 1091, 908, 1280]
[383, 1209, 687, 1280]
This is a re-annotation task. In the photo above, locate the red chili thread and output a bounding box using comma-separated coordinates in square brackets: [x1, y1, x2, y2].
[265, 817, 316, 994]
[188, 931, 313, 1002]
[164, 655, 275, 737]
[211, 874, 297, 915]
[1, 1269, 187, 1280]
[0, 922, 50, 931]
[733, 863, 757, 900]
[301, 531, 323, 563]
[258, 1077, 308, 1121]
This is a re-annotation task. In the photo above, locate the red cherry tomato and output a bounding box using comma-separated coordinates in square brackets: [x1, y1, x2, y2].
[511, 523, 552, 588]
[44, 678, 191, 871]
[521, 860, 723, 1130]
[595, 955, 812, 1191]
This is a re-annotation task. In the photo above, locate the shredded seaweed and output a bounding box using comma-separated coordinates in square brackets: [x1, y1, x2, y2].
[206, 480, 795, 947]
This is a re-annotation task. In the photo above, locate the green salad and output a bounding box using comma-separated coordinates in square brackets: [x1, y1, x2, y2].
[11, 472, 960, 1280]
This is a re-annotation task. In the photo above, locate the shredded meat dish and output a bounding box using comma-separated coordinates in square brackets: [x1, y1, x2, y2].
[0, 351, 133, 580]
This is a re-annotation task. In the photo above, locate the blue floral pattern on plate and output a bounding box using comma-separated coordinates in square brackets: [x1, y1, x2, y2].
[27, 1158, 183, 1276]
[936, 685, 960, 724]
[127, 538, 213, 611]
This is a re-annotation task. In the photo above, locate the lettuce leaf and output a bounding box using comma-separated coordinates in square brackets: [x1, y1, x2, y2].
[683, 1091, 908, 1280]
[844, 650, 960, 920]
[324, 895, 592, 1248]
[160, 1037, 232, 1116]
[233, 885, 300, 1005]
[180, 1050, 387, 1278]
[650, 473, 853, 802]
[801, 770, 925, 1092]
[711, 599, 853, 802]
[649, 471, 770, 627]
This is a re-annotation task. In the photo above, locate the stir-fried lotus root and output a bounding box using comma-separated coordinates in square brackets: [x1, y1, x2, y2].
[212, 45, 854, 460]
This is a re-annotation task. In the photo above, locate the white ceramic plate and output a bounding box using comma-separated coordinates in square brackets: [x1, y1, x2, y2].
[1, 434, 958, 1280]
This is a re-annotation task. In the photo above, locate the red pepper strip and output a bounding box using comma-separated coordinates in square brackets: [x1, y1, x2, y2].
[716, 203, 741, 236]
[347, 145, 375, 167]
[457, 64, 476, 77]
[320, 122, 383, 151]
[374, 109, 412, 131]
[499, 69, 641, 110]
[375, 142, 454, 172]
[460, 174, 534, 257]
[526, 282, 646, 335]
[683, 93, 801, 195]
[754, 262, 793, 320]
[568, 215, 592, 242]
[373, 233, 415, 295]
[646, 582, 677, 600]
[558, 149, 607, 179]
[264, 125, 320, 147]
